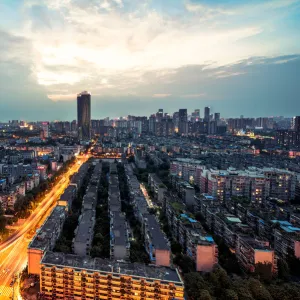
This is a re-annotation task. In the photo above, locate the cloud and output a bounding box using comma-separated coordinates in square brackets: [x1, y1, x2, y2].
[180, 93, 206, 98]
[0, 0, 299, 120]
[4, 0, 271, 101]
[185, 1, 235, 16]
[152, 94, 172, 98]
[47, 93, 76, 101]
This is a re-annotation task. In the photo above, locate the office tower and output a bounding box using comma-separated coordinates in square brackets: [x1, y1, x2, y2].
[149, 115, 156, 133]
[41, 122, 50, 138]
[156, 109, 164, 122]
[178, 109, 188, 135]
[204, 106, 210, 121]
[191, 109, 200, 122]
[71, 120, 77, 132]
[292, 116, 300, 132]
[214, 113, 220, 122]
[77, 91, 91, 141]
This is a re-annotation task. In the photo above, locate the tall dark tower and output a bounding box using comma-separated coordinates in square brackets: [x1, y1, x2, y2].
[204, 106, 210, 121]
[178, 109, 188, 135]
[77, 91, 91, 141]
[292, 116, 300, 132]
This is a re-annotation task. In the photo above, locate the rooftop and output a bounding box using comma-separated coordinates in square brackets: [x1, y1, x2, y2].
[41, 251, 183, 283]
[74, 210, 95, 243]
[29, 206, 67, 250]
[145, 214, 170, 251]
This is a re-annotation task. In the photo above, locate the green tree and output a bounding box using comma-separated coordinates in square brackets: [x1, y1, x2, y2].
[199, 290, 212, 300]
[248, 278, 272, 300]
[222, 289, 238, 300]
[277, 258, 290, 280]
[255, 262, 273, 282]
[184, 272, 207, 299]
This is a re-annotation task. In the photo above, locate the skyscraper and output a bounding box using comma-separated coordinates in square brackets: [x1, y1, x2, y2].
[204, 107, 210, 122]
[214, 113, 220, 122]
[41, 122, 50, 138]
[77, 91, 91, 141]
[178, 109, 188, 135]
[292, 116, 300, 132]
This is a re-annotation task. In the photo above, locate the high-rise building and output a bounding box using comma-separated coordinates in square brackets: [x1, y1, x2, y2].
[191, 109, 200, 122]
[77, 91, 91, 141]
[214, 113, 220, 122]
[149, 115, 156, 133]
[204, 106, 210, 122]
[71, 120, 77, 132]
[178, 109, 188, 135]
[292, 116, 300, 132]
[41, 122, 50, 138]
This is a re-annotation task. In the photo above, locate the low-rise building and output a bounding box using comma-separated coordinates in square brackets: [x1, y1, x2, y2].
[73, 209, 96, 256]
[144, 214, 171, 267]
[28, 205, 67, 274]
[58, 184, 77, 209]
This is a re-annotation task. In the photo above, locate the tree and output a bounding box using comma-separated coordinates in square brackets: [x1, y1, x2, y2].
[248, 278, 272, 300]
[184, 272, 207, 299]
[222, 289, 238, 300]
[277, 258, 290, 280]
[171, 242, 182, 255]
[0, 215, 6, 232]
[255, 262, 273, 282]
[199, 290, 212, 300]
[173, 254, 195, 273]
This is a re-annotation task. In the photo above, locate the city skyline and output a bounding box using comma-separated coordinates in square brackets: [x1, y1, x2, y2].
[1, 0, 300, 120]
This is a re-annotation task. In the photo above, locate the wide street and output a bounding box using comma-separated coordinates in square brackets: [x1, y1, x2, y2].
[0, 155, 88, 299]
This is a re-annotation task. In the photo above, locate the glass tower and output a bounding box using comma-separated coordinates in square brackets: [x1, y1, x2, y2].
[77, 91, 91, 141]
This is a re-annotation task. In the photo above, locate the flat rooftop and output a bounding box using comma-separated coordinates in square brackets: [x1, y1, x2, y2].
[28, 206, 67, 250]
[145, 214, 170, 251]
[60, 185, 76, 201]
[111, 213, 127, 246]
[74, 210, 95, 243]
[41, 251, 182, 283]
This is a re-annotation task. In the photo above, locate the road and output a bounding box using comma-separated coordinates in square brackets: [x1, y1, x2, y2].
[0, 156, 88, 299]
[140, 183, 154, 208]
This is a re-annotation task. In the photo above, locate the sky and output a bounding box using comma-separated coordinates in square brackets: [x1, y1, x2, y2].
[0, 0, 300, 121]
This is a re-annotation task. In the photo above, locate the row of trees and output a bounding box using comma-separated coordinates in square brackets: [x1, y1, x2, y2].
[184, 266, 300, 300]
[91, 162, 110, 258]
[0, 203, 7, 238]
[117, 163, 150, 264]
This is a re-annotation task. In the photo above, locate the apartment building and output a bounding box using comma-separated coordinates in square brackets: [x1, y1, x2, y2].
[73, 209, 96, 256]
[169, 175, 195, 206]
[28, 205, 67, 274]
[274, 225, 300, 259]
[148, 173, 167, 204]
[125, 166, 171, 267]
[186, 230, 218, 272]
[71, 163, 89, 190]
[263, 168, 296, 201]
[40, 251, 185, 300]
[144, 214, 171, 267]
[170, 158, 205, 186]
[200, 167, 296, 203]
[110, 212, 130, 260]
[236, 235, 277, 273]
[82, 185, 98, 210]
[164, 193, 218, 272]
[58, 184, 77, 209]
[198, 197, 278, 274]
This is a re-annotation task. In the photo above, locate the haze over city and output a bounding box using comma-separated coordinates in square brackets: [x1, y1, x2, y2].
[1, 0, 300, 121]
